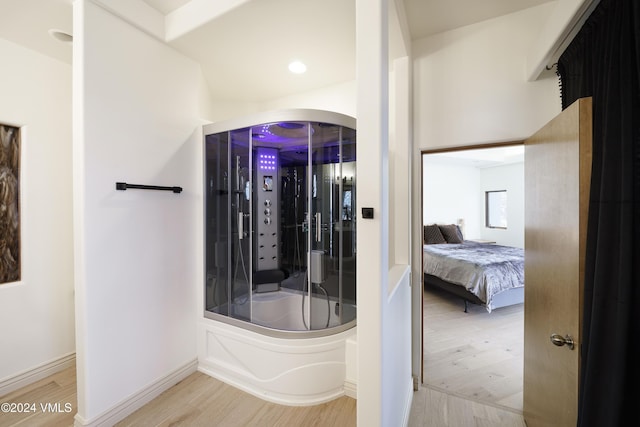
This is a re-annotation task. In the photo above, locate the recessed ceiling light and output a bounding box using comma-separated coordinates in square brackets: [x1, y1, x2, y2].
[48, 29, 73, 44]
[288, 61, 307, 74]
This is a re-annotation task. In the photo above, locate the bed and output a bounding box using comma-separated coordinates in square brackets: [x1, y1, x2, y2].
[422, 224, 524, 312]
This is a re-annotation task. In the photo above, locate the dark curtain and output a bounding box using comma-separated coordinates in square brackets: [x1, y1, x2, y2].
[557, 0, 640, 425]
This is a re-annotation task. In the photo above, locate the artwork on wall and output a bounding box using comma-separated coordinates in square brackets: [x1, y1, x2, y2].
[0, 123, 20, 284]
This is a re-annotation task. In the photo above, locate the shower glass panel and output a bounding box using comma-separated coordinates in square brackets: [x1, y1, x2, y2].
[310, 124, 345, 329]
[205, 131, 229, 316]
[204, 112, 356, 333]
[337, 127, 356, 323]
[228, 128, 252, 322]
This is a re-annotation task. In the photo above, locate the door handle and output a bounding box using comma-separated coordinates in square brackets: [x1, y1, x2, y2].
[550, 333, 575, 350]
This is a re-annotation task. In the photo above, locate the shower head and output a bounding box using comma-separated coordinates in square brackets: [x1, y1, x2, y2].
[277, 122, 305, 130]
[266, 122, 312, 141]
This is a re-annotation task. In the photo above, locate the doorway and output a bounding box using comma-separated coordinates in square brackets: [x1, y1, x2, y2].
[421, 142, 525, 413]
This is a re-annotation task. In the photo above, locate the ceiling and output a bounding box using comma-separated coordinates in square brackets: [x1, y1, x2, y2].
[0, 0, 554, 102]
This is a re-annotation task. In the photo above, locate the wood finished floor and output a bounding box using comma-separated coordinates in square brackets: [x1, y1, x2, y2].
[1, 365, 525, 427]
[408, 384, 525, 427]
[422, 285, 524, 413]
[0, 364, 77, 427]
[1, 288, 526, 427]
[114, 371, 356, 427]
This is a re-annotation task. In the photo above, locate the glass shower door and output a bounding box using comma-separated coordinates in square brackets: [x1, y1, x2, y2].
[204, 131, 230, 315]
[339, 127, 357, 325]
[228, 128, 252, 322]
[308, 123, 341, 329]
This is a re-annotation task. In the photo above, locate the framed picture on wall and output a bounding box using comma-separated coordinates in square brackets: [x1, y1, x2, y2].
[0, 123, 20, 284]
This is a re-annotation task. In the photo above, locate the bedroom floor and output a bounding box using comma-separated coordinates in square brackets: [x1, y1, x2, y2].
[422, 285, 524, 414]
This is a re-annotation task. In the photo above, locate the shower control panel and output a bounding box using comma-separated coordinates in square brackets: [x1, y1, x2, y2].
[255, 147, 280, 273]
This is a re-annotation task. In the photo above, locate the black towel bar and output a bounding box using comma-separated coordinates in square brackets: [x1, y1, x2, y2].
[116, 182, 182, 194]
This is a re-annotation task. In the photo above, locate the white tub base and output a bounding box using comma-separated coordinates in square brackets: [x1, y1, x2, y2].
[198, 319, 357, 406]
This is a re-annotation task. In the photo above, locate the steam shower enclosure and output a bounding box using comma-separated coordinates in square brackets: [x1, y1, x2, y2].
[199, 109, 357, 405]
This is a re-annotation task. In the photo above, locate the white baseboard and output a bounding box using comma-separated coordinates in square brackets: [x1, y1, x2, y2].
[0, 353, 76, 397]
[73, 358, 198, 427]
[344, 380, 357, 400]
[401, 379, 414, 427]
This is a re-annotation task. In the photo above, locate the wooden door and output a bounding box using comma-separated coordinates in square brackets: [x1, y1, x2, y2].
[523, 97, 592, 426]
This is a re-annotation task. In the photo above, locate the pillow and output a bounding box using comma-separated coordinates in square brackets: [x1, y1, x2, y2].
[455, 224, 464, 241]
[438, 224, 463, 243]
[424, 224, 446, 244]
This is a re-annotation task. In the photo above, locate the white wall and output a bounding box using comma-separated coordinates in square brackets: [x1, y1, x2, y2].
[356, 1, 414, 425]
[422, 160, 525, 247]
[261, 80, 356, 118]
[480, 163, 524, 247]
[0, 39, 75, 389]
[194, 79, 356, 129]
[413, 3, 561, 151]
[73, 0, 208, 422]
[383, 55, 413, 426]
[422, 161, 482, 239]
